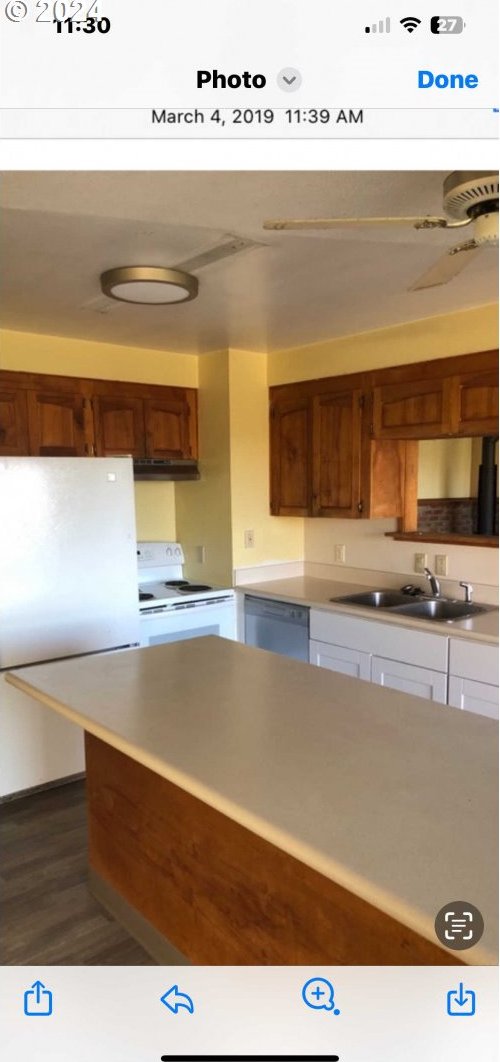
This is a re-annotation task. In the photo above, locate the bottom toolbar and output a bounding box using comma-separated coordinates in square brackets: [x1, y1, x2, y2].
[1, 966, 498, 1061]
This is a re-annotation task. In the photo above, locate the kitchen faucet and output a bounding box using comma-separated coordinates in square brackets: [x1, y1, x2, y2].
[424, 566, 441, 598]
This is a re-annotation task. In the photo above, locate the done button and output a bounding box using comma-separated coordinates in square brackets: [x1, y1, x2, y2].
[418, 70, 479, 89]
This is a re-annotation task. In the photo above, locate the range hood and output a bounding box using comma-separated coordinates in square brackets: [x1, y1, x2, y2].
[133, 458, 200, 481]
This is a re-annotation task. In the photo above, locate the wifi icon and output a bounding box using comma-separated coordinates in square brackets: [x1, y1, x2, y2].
[400, 16, 421, 33]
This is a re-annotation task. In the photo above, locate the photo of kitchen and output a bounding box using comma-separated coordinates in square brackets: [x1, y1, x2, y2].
[0, 170, 498, 967]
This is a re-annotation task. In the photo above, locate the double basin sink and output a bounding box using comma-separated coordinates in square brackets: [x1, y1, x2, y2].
[330, 589, 492, 623]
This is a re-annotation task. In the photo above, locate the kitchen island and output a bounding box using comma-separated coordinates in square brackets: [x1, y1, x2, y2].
[6, 637, 498, 966]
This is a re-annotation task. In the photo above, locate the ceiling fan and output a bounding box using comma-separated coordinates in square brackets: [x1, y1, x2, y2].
[263, 171, 499, 291]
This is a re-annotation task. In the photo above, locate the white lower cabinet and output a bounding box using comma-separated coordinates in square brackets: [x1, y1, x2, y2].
[309, 608, 448, 704]
[448, 639, 499, 719]
[309, 639, 371, 680]
[309, 609, 497, 716]
[448, 676, 499, 719]
[371, 655, 447, 703]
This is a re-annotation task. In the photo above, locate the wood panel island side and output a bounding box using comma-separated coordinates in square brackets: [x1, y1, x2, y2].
[6, 637, 498, 966]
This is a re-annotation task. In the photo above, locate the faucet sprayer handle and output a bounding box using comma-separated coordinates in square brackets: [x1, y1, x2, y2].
[459, 581, 474, 604]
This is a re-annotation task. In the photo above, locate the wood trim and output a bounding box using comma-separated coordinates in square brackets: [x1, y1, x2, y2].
[85, 732, 463, 966]
[401, 441, 419, 530]
[371, 349, 498, 389]
[269, 350, 498, 405]
[387, 531, 499, 548]
[0, 368, 197, 405]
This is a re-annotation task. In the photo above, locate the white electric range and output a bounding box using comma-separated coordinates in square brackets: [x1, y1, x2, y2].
[137, 540, 236, 647]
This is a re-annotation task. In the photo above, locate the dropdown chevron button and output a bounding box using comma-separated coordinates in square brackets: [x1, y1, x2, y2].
[277, 67, 302, 92]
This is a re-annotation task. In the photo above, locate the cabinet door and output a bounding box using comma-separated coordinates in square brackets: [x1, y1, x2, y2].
[312, 390, 362, 517]
[144, 396, 192, 459]
[449, 370, 499, 436]
[309, 639, 371, 680]
[270, 396, 311, 516]
[27, 390, 88, 456]
[448, 676, 499, 720]
[372, 378, 449, 439]
[371, 656, 447, 703]
[0, 387, 30, 455]
[93, 396, 146, 457]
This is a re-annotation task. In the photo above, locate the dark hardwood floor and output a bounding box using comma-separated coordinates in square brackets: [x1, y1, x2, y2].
[0, 779, 155, 965]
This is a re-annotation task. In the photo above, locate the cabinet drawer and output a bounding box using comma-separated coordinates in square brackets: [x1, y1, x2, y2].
[372, 657, 447, 703]
[309, 639, 371, 680]
[449, 638, 498, 686]
[448, 676, 499, 719]
[310, 609, 448, 671]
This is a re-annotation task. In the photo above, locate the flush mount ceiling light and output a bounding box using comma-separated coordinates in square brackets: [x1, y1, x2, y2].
[100, 266, 198, 305]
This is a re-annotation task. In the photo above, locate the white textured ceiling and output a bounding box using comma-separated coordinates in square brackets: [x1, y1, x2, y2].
[1, 171, 498, 354]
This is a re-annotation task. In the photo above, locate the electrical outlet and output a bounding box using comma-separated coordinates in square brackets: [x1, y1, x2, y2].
[333, 544, 346, 564]
[414, 552, 427, 574]
[435, 554, 449, 577]
[196, 545, 206, 564]
[244, 529, 255, 549]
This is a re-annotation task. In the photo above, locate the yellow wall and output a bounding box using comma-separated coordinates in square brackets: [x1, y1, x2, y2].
[176, 349, 303, 583]
[134, 482, 176, 540]
[268, 304, 498, 385]
[228, 349, 303, 570]
[0, 328, 198, 387]
[0, 327, 196, 540]
[418, 438, 475, 498]
[175, 351, 233, 586]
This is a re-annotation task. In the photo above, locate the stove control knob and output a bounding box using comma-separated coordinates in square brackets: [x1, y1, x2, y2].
[166, 547, 172, 556]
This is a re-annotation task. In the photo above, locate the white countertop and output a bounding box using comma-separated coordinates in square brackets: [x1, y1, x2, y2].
[6, 636, 498, 964]
[239, 577, 499, 644]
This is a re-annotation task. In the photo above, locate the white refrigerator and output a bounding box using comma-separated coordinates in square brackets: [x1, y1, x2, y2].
[0, 457, 140, 798]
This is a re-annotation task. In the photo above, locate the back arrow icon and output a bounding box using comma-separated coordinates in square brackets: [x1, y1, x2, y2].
[160, 985, 194, 1014]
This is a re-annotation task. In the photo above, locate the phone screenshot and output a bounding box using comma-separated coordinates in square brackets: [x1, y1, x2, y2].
[0, 2, 498, 1059]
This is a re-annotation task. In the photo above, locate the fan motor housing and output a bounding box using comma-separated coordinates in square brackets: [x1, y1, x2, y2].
[443, 171, 499, 219]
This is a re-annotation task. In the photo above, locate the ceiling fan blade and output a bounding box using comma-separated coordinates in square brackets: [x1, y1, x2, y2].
[409, 240, 481, 291]
[263, 216, 448, 231]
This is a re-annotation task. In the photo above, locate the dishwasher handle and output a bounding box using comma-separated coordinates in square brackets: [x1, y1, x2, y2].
[244, 595, 309, 627]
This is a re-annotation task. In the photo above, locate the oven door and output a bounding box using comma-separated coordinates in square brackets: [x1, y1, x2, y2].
[139, 597, 236, 648]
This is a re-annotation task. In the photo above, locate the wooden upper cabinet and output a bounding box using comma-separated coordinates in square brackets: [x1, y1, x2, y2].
[0, 387, 29, 456]
[27, 390, 88, 456]
[144, 395, 193, 459]
[312, 390, 362, 517]
[270, 394, 311, 516]
[372, 378, 449, 439]
[449, 369, 499, 436]
[93, 396, 146, 458]
[0, 371, 200, 464]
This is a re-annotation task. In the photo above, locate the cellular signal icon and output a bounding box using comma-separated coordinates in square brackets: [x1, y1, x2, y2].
[400, 16, 422, 33]
[365, 17, 391, 33]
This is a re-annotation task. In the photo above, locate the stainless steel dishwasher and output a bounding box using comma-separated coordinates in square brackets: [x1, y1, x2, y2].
[244, 595, 309, 661]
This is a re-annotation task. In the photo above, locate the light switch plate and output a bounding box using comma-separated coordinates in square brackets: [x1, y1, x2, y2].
[244, 530, 255, 549]
[334, 544, 346, 564]
[414, 552, 427, 573]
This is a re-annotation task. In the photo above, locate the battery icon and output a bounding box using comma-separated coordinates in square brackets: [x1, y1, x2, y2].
[431, 15, 465, 33]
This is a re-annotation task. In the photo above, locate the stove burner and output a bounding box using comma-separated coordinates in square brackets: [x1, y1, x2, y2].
[177, 583, 213, 593]
[164, 580, 190, 588]
[139, 591, 155, 601]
